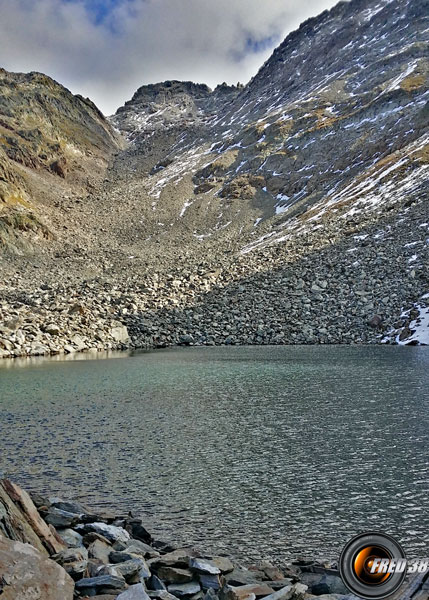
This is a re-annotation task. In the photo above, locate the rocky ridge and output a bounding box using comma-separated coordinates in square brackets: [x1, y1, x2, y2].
[0, 0, 428, 357]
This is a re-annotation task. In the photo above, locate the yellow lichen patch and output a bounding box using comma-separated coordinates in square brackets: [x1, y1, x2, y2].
[211, 149, 239, 170]
[253, 121, 269, 135]
[371, 152, 398, 170]
[268, 119, 294, 138]
[0, 135, 12, 147]
[400, 74, 426, 92]
[0, 184, 31, 209]
[7, 192, 31, 209]
[350, 132, 369, 151]
[415, 144, 429, 164]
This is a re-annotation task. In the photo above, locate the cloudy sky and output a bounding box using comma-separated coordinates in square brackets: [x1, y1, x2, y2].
[0, 0, 339, 115]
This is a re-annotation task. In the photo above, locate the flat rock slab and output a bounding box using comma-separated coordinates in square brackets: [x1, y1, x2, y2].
[149, 591, 179, 600]
[235, 584, 275, 597]
[210, 557, 234, 574]
[117, 583, 152, 600]
[168, 581, 202, 597]
[0, 535, 74, 600]
[189, 558, 221, 575]
[75, 574, 127, 595]
[152, 548, 194, 568]
[157, 566, 194, 583]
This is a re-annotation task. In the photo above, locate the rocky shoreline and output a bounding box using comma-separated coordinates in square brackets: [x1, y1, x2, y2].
[0, 479, 355, 600]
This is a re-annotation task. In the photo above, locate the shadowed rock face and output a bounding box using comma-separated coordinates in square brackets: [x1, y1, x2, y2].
[0, 0, 428, 350]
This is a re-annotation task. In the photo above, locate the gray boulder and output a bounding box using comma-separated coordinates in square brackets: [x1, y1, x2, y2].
[75, 574, 127, 595]
[117, 584, 152, 600]
[0, 536, 74, 600]
[52, 546, 88, 579]
[77, 521, 131, 543]
[157, 566, 194, 583]
[168, 581, 202, 597]
[88, 538, 112, 563]
[189, 558, 221, 575]
[57, 528, 84, 548]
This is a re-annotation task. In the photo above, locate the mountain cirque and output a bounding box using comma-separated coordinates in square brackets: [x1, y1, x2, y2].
[0, 0, 428, 358]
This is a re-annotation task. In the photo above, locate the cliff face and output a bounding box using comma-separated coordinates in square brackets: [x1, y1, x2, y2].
[0, 69, 122, 252]
[0, 0, 428, 353]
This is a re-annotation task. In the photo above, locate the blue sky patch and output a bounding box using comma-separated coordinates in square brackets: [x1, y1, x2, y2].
[62, 0, 130, 25]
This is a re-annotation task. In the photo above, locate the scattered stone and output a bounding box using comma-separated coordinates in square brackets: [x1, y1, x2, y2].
[157, 566, 194, 584]
[168, 581, 202, 597]
[111, 557, 149, 583]
[88, 539, 113, 564]
[368, 315, 382, 328]
[189, 558, 221, 575]
[228, 584, 274, 598]
[148, 574, 167, 591]
[198, 572, 224, 591]
[153, 548, 194, 568]
[211, 557, 234, 574]
[111, 325, 130, 343]
[52, 546, 88, 579]
[264, 580, 293, 591]
[226, 570, 263, 586]
[117, 584, 152, 600]
[84, 532, 113, 546]
[149, 591, 180, 600]
[77, 522, 131, 544]
[220, 584, 256, 600]
[124, 540, 160, 558]
[43, 507, 80, 528]
[57, 527, 84, 548]
[126, 519, 152, 544]
[75, 574, 127, 595]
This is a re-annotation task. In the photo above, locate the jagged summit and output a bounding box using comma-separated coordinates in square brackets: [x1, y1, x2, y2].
[112, 79, 242, 142]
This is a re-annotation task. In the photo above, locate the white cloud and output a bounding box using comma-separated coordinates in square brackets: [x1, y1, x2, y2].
[0, 0, 339, 115]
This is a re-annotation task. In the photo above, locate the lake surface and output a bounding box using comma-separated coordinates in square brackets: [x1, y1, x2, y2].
[1, 346, 428, 564]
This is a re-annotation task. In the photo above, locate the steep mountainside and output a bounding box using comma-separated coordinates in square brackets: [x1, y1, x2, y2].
[110, 0, 427, 248]
[0, 69, 122, 253]
[0, 0, 428, 357]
